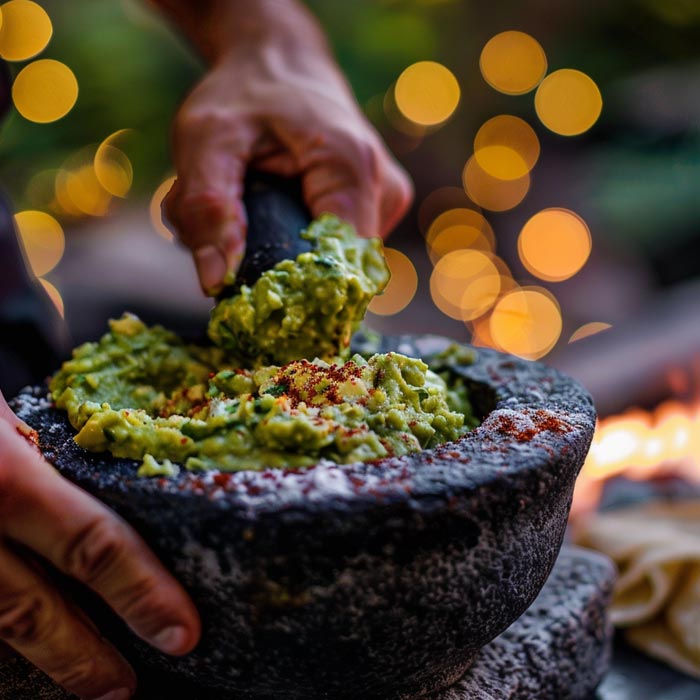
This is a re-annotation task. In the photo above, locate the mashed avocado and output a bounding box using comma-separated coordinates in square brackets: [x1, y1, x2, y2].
[50, 216, 477, 475]
[209, 215, 390, 366]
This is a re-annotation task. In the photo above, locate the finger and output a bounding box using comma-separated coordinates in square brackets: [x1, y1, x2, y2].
[302, 160, 380, 238]
[168, 113, 261, 294]
[0, 390, 21, 426]
[378, 159, 414, 239]
[0, 391, 41, 452]
[0, 421, 201, 658]
[0, 541, 136, 699]
[270, 123, 382, 237]
[252, 150, 299, 177]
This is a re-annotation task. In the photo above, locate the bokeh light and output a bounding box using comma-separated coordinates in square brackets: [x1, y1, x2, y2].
[492, 255, 518, 293]
[383, 85, 427, 137]
[94, 144, 133, 197]
[150, 175, 177, 241]
[25, 168, 60, 210]
[62, 164, 111, 217]
[430, 249, 502, 321]
[518, 207, 592, 282]
[12, 59, 78, 123]
[473, 115, 540, 180]
[53, 168, 84, 218]
[0, 0, 52, 62]
[367, 248, 418, 315]
[14, 210, 65, 277]
[417, 186, 479, 235]
[462, 155, 530, 211]
[428, 225, 493, 263]
[468, 313, 498, 349]
[94, 130, 135, 196]
[426, 208, 495, 263]
[569, 322, 612, 343]
[38, 278, 64, 318]
[394, 61, 460, 127]
[427, 207, 495, 247]
[535, 69, 602, 136]
[479, 31, 547, 95]
[489, 287, 562, 359]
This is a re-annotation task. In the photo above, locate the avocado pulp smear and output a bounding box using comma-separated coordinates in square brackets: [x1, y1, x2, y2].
[50, 215, 478, 476]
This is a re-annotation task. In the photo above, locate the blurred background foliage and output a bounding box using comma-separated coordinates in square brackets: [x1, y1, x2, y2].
[3, 0, 699, 214]
[0, 0, 200, 199]
[3, 0, 700, 357]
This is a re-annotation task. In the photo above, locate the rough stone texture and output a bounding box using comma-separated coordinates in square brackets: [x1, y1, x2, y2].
[433, 546, 616, 700]
[0, 546, 614, 700]
[9, 338, 596, 700]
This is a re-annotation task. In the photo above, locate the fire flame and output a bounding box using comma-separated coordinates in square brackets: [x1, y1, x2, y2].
[572, 398, 700, 517]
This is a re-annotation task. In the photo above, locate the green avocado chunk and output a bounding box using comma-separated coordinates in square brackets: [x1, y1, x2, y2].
[50, 216, 478, 474]
[208, 214, 390, 366]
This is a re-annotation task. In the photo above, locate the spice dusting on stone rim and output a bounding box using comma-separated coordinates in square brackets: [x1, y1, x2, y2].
[11, 343, 596, 509]
[48, 216, 480, 477]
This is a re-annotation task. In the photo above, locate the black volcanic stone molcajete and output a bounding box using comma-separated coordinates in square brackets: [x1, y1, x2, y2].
[11, 338, 596, 700]
[0, 545, 615, 700]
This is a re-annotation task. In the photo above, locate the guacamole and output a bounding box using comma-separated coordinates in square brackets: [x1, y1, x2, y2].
[50, 216, 477, 475]
[209, 215, 390, 366]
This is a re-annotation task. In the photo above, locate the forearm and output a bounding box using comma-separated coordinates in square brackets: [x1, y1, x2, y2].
[153, 0, 412, 292]
[149, 0, 331, 65]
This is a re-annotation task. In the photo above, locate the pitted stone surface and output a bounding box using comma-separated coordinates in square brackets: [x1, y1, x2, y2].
[0, 547, 614, 700]
[9, 339, 596, 699]
[432, 546, 616, 700]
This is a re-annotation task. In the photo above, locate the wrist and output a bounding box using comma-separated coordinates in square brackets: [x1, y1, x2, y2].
[215, 1, 334, 68]
[153, 0, 331, 66]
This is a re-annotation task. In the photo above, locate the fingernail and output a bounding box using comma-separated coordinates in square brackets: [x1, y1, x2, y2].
[93, 688, 132, 700]
[151, 625, 189, 654]
[225, 247, 244, 273]
[194, 245, 227, 294]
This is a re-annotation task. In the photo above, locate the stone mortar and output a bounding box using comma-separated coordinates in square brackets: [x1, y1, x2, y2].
[0, 546, 615, 700]
[9, 337, 597, 700]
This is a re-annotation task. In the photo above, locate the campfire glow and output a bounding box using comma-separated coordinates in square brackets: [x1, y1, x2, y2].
[572, 398, 700, 516]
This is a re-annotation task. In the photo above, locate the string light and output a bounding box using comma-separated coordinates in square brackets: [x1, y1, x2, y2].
[12, 59, 78, 123]
[535, 69, 602, 136]
[489, 287, 562, 360]
[418, 187, 479, 235]
[569, 322, 612, 343]
[518, 208, 592, 282]
[150, 175, 177, 241]
[64, 164, 111, 217]
[430, 249, 501, 321]
[38, 278, 64, 318]
[426, 208, 495, 264]
[0, 0, 52, 62]
[427, 208, 495, 248]
[94, 130, 135, 198]
[394, 61, 460, 127]
[462, 155, 530, 211]
[368, 248, 418, 315]
[383, 84, 427, 137]
[480, 31, 547, 96]
[473, 115, 540, 181]
[14, 210, 65, 277]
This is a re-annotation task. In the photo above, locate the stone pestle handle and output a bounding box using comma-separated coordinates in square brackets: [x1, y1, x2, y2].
[218, 171, 312, 298]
